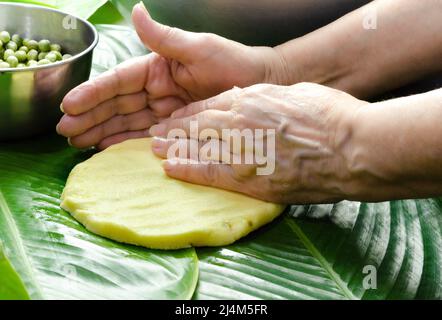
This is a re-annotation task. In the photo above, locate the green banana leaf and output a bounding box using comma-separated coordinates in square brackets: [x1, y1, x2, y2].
[0, 25, 198, 300]
[194, 202, 442, 300]
[88, 1, 127, 26]
[92, 24, 148, 77]
[0, 243, 29, 300]
[0, 0, 109, 19]
[0, 130, 198, 301]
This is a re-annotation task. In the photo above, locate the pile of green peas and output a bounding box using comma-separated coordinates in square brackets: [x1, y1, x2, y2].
[0, 30, 72, 69]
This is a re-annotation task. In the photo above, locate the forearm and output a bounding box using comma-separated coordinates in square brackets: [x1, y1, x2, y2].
[271, 0, 442, 98]
[341, 88, 442, 201]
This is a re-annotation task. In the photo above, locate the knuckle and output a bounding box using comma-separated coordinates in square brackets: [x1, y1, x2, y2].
[98, 122, 107, 140]
[199, 109, 217, 122]
[90, 107, 103, 127]
[292, 82, 327, 94]
[200, 33, 218, 45]
[110, 69, 122, 94]
[230, 111, 248, 129]
[121, 114, 130, 131]
[293, 82, 316, 89]
[83, 81, 101, 105]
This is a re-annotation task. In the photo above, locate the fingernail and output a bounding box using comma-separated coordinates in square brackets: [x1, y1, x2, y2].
[67, 138, 73, 146]
[171, 109, 183, 119]
[60, 103, 65, 113]
[149, 123, 166, 137]
[152, 136, 166, 145]
[55, 123, 61, 135]
[138, 1, 149, 14]
[152, 137, 166, 151]
[163, 159, 176, 172]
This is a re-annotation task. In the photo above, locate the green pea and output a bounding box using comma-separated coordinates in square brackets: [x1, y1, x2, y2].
[38, 39, 51, 52]
[49, 50, 62, 61]
[6, 55, 19, 68]
[50, 43, 61, 52]
[26, 49, 38, 61]
[37, 59, 50, 66]
[0, 32, 70, 69]
[0, 61, 10, 69]
[38, 52, 48, 61]
[11, 34, 22, 47]
[6, 41, 18, 51]
[45, 52, 58, 63]
[27, 40, 38, 51]
[0, 31, 10, 43]
[4, 49, 15, 60]
[14, 50, 27, 62]
[27, 60, 38, 67]
[19, 46, 29, 53]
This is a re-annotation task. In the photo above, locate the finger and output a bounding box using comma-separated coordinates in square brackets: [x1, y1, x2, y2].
[149, 110, 233, 138]
[97, 130, 151, 150]
[150, 96, 186, 118]
[171, 88, 241, 119]
[69, 109, 157, 149]
[132, 3, 202, 63]
[152, 137, 233, 163]
[163, 158, 243, 192]
[152, 137, 201, 161]
[152, 137, 260, 181]
[57, 91, 149, 137]
[62, 56, 149, 115]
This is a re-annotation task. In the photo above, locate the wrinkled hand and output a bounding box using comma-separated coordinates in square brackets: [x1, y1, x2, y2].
[56, 3, 281, 149]
[149, 83, 368, 204]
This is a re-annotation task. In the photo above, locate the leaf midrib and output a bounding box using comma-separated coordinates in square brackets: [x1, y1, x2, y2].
[0, 190, 42, 299]
[285, 217, 357, 300]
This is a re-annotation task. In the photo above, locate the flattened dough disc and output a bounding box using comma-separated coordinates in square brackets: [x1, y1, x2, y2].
[61, 138, 285, 249]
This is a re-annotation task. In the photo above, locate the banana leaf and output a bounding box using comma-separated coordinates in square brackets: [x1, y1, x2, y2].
[0, 0, 109, 19]
[0, 137, 199, 300]
[88, 1, 126, 26]
[0, 243, 29, 300]
[91, 24, 148, 77]
[194, 202, 442, 300]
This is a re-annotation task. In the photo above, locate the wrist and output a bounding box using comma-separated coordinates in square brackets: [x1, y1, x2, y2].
[254, 46, 294, 86]
[270, 37, 360, 95]
[337, 101, 414, 201]
[332, 100, 387, 201]
[343, 91, 442, 201]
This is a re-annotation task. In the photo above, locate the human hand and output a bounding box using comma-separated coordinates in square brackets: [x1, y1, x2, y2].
[56, 3, 283, 149]
[149, 83, 368, 204]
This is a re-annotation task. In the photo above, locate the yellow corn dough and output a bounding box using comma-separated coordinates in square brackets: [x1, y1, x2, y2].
[61, 138, 285, 250]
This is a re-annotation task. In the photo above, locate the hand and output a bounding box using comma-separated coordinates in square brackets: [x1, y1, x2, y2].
[149, 83, 368, 204]
[56, 3, 283, 149]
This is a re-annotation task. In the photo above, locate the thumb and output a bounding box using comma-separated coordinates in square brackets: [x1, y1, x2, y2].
[132, 3, 200, 63]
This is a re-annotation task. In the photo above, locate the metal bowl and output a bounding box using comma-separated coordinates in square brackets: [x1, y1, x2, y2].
[0, 2, 98, 141]
[112, 0, 371, 46]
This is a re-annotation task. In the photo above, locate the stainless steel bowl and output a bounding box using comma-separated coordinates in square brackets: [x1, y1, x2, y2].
[112, 0, 371, 46]
[0, 2, 98, 141]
